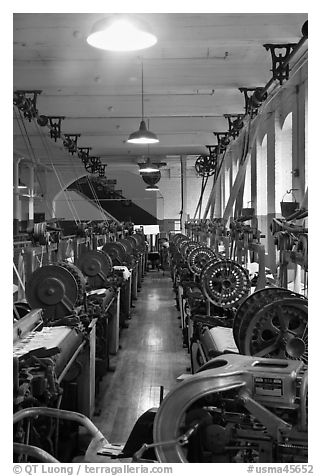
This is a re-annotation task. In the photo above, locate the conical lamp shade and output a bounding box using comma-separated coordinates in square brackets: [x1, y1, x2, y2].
[87, 17, 157, 52]
[127, 120, 159, 144]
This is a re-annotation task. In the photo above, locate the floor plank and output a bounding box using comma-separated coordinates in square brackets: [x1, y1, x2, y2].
[92, 270, 190, 443]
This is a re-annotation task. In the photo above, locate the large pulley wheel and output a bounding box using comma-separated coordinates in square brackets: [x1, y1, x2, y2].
[119, 238, 134, 255]
[241, 297, 308, 363]
[233, 287, 303, 351]
[195, 155, 217, 177]
[25, 264, 79, 319]
[117, 239, 136, 267]
[76, 250, 113, 288]
[187, 246, 217, 276]
[180, 241, 198, 259]
[126, 236, 140, 254]
[200, 259, 250, 308]
[102, 242, 123, 265]
[58, 261, 87, 304]
[172, 250, 185, 267]
[171, 233, 187, 244]
[177, 239, 191, 256]
[132, 233, 146, 252]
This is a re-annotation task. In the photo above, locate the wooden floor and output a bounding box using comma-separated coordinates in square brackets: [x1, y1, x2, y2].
[92, 269, 190, 443]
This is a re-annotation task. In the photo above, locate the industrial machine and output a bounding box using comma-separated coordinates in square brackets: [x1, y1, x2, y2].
[13, 304, 93, 461]
[12, 353, 308, 464]
[151, 354, 308, 463]
[13, 226, 148, 462]
[168, 229, 308, 374]
[13, 254, 120, 461]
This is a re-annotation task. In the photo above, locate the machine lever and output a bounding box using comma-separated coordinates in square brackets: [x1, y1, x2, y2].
[132, 423, 200, 461]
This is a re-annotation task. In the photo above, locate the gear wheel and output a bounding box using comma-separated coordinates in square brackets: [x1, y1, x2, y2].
[242, 297, 308, 363]
[234, 287, 303, 350]
[200, 258, 250, 308]
[187, 246, 218, 276]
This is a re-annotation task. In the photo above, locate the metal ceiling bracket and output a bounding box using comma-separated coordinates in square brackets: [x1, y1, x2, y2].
[47, 116, 66, 142]
[239, 88, 257, 116]
[213, 132, 230, 153]
[78, 147, 92, 162]
[13, 90, 42, 122]
[263, 43, 297, 85]
[63, 134, 81, 155]
[205, 145, 219, 157]
[224, 114, 245, 139]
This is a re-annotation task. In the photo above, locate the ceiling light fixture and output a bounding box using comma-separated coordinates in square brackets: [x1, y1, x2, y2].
[138, 157, 159, 173]
[127, 62, 159, 144]
[87, 16, 157, 52]
[145, 185, 159, 191]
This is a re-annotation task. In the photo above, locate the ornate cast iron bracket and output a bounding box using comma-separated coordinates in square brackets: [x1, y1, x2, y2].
[263, 43, 297, 85]
[205, 145, 219, 157]
[78, 147, 92, 162]
[239, 87, 268, 117]
[13, 90, 42, 121]
[213, 132, 230, 153]
[63, 134, 81, 155]
[47, 116, 65, 142]
[224, 114, 245, 139]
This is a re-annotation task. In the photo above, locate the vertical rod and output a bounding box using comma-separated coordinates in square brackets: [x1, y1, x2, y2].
[180, 155, 187, 233]
[28, 163, 34, 228]
[141, 60, 144, 120]
[13, 158, 21, 235]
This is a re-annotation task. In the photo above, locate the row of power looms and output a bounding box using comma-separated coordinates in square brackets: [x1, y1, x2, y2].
[13, 209, 308, 464]
[164, 212, 308, 463]
[13, 221, 147, 462]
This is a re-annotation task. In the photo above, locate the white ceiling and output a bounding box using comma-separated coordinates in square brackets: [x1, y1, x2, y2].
[13, 12, 307, 171]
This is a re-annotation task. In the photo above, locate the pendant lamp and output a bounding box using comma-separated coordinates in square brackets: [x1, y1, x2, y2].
[138, 157, 159, 173]
[87, 16, 157, 52]
[141, 170, 161, 192]
[127, 62, 159, 144]
[145, 185, 159, 191]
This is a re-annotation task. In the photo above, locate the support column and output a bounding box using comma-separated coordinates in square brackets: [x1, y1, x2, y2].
[251, 142, 257, 212]
[28, 164, 35, 228]
[13, 158, 21, 235]
[266, 111, 281, 273]
[180, 155, 187, 233]
[292, 66, 307, 202]
[214, 175, 222, 217]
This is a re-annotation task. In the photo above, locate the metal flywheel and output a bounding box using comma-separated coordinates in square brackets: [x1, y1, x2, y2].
[200, 258, 250, 308]
[76, 250, 113, 289]
[195, 155, 217, 177]
[25, 264, 80, 320]
[187, 246, 217, 276]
